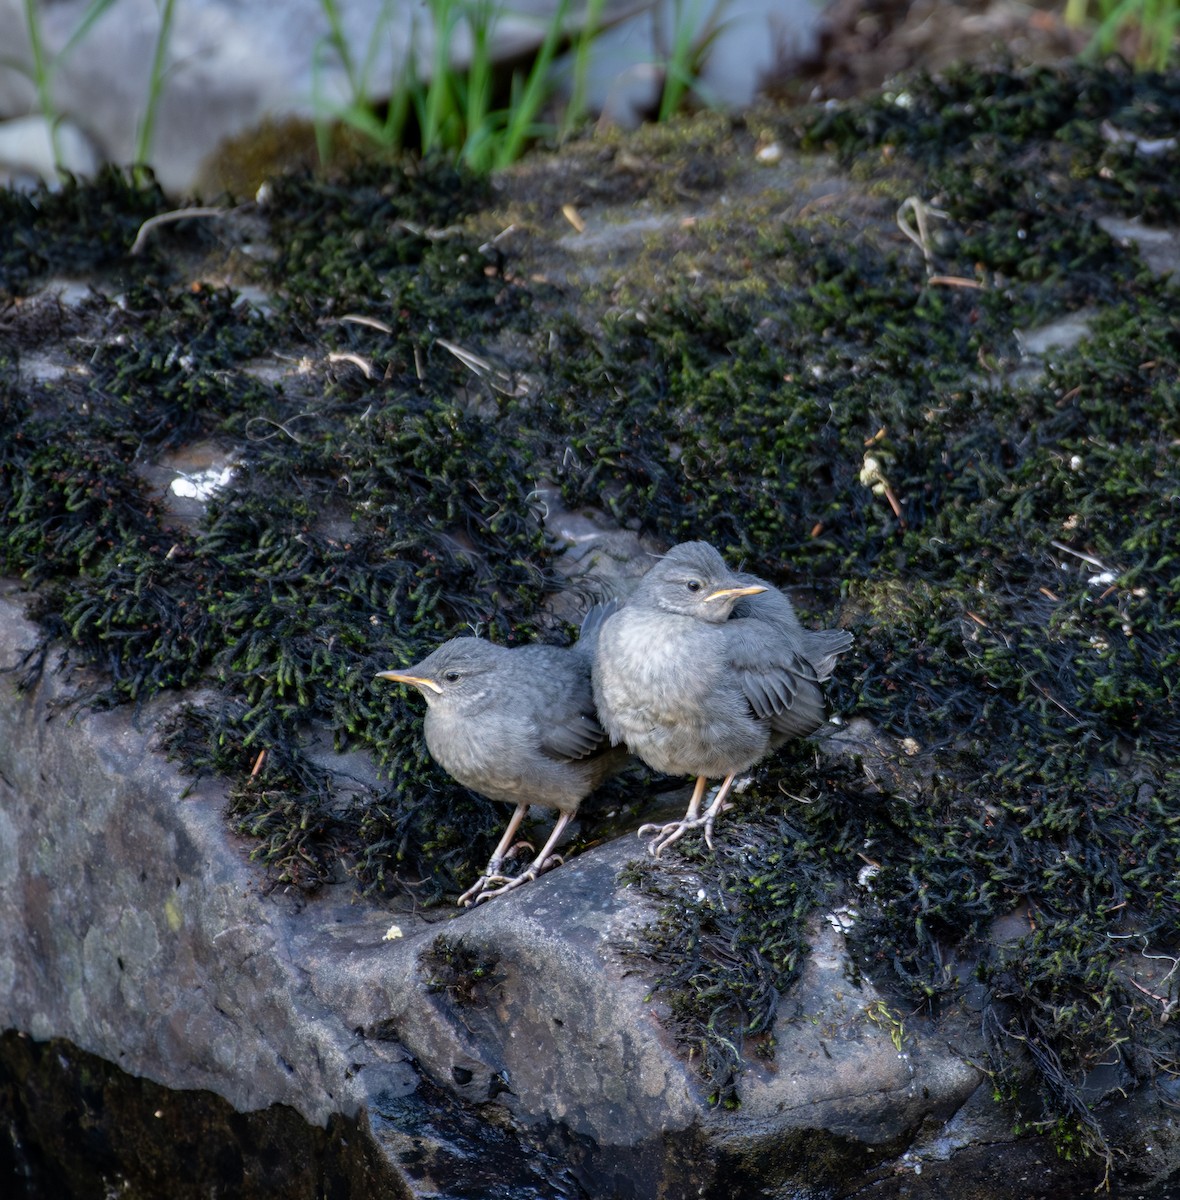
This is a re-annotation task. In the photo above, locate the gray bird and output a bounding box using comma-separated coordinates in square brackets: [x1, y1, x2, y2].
[376, 607, 626, 905]
[593, 541, 852, 855]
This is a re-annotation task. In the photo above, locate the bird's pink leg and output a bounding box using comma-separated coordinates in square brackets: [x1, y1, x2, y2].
[700, 774, 737, 850]
[485, 803, 530, 873]
[456, 803, 530, 906]
[639, 775, 722, 857]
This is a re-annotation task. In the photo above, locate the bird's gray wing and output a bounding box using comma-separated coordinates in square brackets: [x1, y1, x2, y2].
[731, 580, 804, 636]
[727, 624, 829, 739]
[733, 582, 853, 680]
[799, 628, 854, 680]
[521, 645, 612, 763]
[740, 660, 799, 719]
[539, 707, 611, 762]
[577, 597, 621, 653]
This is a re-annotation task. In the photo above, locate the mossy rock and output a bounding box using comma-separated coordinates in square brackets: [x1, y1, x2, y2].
[2, 62, 1178, 1180]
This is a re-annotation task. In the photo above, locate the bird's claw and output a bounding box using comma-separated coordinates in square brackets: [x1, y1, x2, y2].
[456, 854, 563, 906]
[638, 818, 700, 857]
[470, 868, 539, 904]
[703, 804, 730, 850]
[457, 872, 513, 906]
[639, 800, 732, 857]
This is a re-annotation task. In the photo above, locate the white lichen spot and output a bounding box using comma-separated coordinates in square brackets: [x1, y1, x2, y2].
[170, 465, 234, 501]
[827, 906, 859, 934]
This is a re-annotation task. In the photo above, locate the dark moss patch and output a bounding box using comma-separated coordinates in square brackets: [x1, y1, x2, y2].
[0, 166, 191, 296]
[533, 63, 1178, 1172]
[262, 159, 498, 326]
[792, 62, 1180, 223]
[618, 743, 859, 1104]
[1, 160, 556, 902]
[421, 935, 505, 1008]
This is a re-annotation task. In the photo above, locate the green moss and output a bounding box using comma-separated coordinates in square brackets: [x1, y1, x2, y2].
[0, 167, 174, 296]
[422, 934, 504, 1007]
[566, 66, 1178, 1167]
[1, 160, 554, 899]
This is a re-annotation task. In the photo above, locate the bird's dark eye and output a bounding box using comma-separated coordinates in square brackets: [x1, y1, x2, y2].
[685, 579, 702, 593]
[443, 671, 461, 682]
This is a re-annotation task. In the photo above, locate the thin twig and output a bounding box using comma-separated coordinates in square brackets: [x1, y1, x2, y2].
[928, 274, 985, 289]
[1049, 539, 1115, 572]
[897, 196, 949, 276]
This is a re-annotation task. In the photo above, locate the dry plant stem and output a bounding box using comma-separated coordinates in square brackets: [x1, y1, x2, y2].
[929, 275, 986, 289]
[130, 206, 231, 254]
[897, 195, 948, 276]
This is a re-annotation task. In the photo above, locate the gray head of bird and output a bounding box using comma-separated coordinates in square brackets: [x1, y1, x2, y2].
[635, 541, 766, 623]
[375, 637, 505, 710]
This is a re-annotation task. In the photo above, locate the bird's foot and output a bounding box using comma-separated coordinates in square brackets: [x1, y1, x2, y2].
[637, 818, 701, 857]
[639, 800, 733, 858]
[456, 854, 563, 907]
[457, 872, 514, 907]
[702, 799, 733, 851]
[470, 867, 539, 904]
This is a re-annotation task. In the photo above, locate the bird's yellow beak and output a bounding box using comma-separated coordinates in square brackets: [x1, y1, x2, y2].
[704, 584, 767, 603]
[375, 670, 444, 694]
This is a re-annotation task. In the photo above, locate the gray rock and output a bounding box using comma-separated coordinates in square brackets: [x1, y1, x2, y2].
[1096, 215, 1180, 280]
[0, 583, 1023, 1198]
[0, 113, 99, 183]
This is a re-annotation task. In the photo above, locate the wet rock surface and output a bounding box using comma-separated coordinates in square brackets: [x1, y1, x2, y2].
[0, 1030, 408, 1200]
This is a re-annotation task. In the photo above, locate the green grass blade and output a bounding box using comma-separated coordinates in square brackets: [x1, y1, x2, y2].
[462, 1, 496, 165]
[56, 0, 121, 64]
[561, 0, 607, 141]
[658, 0, 707, 122]
[422, 0, 461, 154]
[317, 0, 358, 96]
[21, 0, 61, 170]
[495, 0, 568, 168]
[134, 0, 177, 174]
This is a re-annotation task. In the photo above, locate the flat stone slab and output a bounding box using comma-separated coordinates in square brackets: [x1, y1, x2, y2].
[1, 586, 994, 1196]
